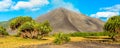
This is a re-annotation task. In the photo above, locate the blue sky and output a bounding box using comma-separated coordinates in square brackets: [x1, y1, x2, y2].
[0, 0, 120, 21]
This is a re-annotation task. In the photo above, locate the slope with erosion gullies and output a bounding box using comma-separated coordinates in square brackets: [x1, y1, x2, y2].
[36, 8, 105, 33]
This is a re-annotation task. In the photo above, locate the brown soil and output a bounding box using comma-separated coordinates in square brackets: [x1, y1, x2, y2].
[19, 41, 120, 48]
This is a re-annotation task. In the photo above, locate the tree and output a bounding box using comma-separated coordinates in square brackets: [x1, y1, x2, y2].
[9, 16, 33, 30]
[0, 26, 8, 36]
[18, 22, 37, 39]
[18, 20, 52, 39]
[40, 20, 52, 38]
[104, 15, 120, 41]
[9, 16, 52, 39]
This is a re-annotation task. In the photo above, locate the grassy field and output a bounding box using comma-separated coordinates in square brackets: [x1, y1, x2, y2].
[0, 36, 111, 48]
[0, 36, 54, 48]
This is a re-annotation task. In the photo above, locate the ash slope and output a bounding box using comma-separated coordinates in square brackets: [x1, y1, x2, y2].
[36, 8, 104, 33]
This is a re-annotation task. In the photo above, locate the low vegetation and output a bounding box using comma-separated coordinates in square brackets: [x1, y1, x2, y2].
[0, 36, 54, 48]
[54, 33, 70, 44]
[0, 26, 8, 36]
[104, 15, 120, 41]
[9, 16, 52, 39]
[1, 15, 120, 48]
[57, 32, 110, 37]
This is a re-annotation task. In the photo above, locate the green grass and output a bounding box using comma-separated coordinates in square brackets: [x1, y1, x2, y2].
[67, 32, 110, 37]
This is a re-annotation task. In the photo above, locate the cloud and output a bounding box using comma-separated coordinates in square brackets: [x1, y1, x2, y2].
[51, 0, 80, 13]
[0, 0, 79, 12]
[0, 0, 13, 11]
[90, 4, 120, 21]
[0, 0, 49, 11]
[12, 0, 49, 11]
[90, 12, 119, 19]
[100, 4, 120, 12]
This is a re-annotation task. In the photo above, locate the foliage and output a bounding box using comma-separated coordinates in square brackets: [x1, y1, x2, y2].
[40, 21, 52, 36]
[104, 16, 120, 33]
[18, 21, 37, 39]
[104, 15, 120, 41]
[54, 32, 109, 37]
[0, 26, 8, 36]
[54, 33, 70, 45]
[18, 22, 34, 33]
[9, 16, 52, 39]
[9, 16, 33, 30]
[18, 20, 52, 39]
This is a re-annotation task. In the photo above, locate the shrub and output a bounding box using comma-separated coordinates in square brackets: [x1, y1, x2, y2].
[9, 16, 33, 30]
[104, 15, 120, 41]
[40, 21, 52, 37]
[9, 16, 52, 39]
[54, 33, 70, 45]
[0, 26, 8, 36]
[18, 22, 35, 38]
[18, 20, 52, 39]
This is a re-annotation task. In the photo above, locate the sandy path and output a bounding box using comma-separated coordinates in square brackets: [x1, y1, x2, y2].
[19, 41, 120, 48]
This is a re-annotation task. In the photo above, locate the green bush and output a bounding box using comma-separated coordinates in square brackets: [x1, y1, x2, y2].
[40, 21, 52, 37]
[9, 16, 33, 30]
[104, 16, 120, 33]
[18, 20, 52, 39]
[0, 26, 8, 36]
[104, 15, 120, 41]
[9, 16, 52, 39]
[54, 33, 70, 45]
[18, 22, 36, 39]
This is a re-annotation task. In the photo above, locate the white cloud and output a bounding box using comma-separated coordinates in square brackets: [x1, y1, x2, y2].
[90, 4, 120, 21]
[0, 0, 13, 11]
[100, 4, 120, 12]
[12, 0, 49, 11]
[51, 0, 80, 13]
[90, 12, 119, 19]
[0, 0, 79, 12]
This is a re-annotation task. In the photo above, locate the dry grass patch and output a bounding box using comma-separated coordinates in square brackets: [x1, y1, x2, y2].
[0, 36, 54, 48]
[0, 36, 112, 48]
[70, 37, 86, 42]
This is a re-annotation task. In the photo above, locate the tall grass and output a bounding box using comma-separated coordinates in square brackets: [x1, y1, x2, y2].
[51, 32, 110, 37]
[68, 32, 109, 37]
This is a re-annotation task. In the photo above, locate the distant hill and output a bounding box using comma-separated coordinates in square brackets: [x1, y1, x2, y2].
[0, 21, 9, 28]
[0, 20, 17, 35]
[0, 17, 15, 28]
[36, 8, 105, 33]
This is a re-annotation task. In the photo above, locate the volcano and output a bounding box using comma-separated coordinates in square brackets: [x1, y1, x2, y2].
[36, 8, 104, 33]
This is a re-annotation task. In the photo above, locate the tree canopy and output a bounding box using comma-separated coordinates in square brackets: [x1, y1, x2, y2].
[9, 16, 52, 39]
[9, 16, 33, 30]
[104, 15, 120, 33]
[104, 15, 120, 41]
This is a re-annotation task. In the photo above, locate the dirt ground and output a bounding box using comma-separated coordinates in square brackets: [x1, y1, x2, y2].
[19, 41, 120, 48]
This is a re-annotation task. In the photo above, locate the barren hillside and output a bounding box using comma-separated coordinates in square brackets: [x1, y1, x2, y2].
[36, 8, 104, 33]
